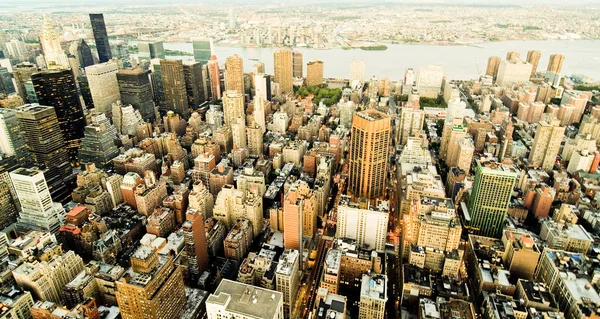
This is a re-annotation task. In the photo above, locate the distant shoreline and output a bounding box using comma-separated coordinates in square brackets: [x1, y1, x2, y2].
[154, 38, 598, 51]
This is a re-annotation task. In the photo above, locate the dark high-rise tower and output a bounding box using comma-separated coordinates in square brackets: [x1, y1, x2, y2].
[0, 67, 15, 95]
[150, 60, 166, 111]
[31, 69, 86, 164]
[16, 104, 72, 203]
[160, 60, 189, 118]
[78, 74, 94, 109]
[183, 61, 204, 109]
[117, 68, 156, 122]
[89, 13, 112, 63]
[77, 39, 95, 68]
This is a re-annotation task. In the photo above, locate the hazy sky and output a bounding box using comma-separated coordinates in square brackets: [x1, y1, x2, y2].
[3, 0, 596, 5]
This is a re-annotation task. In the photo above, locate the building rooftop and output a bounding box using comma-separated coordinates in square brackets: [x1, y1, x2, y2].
[207, 279, 283, 318]
[65, 268, 95, 290]
[338, 195, 389, 213]
[477, 159, 520, 176]
[486, 294, 518, 319]
[356, 109, 390, 121]
[542, 220, 594, 242]
[420, 298, 440, 319]
[360, 274, 387, 301]
[10, 167, 41, 177]
[561, 274, 600, 304]
[544, 249, 588, 275]
[0, 287, 31, 317]
[517, 279, 557, 310]
[275, 250, 298, 276]
[315, 288, 346, 319]
[439, 299, 475, 319]
[324, 248, 342, 275]
[132, 246, 153, 260]
[181, 287, 208, 319]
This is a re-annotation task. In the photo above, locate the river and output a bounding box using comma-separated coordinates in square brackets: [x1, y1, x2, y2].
[154, 40, 600, 81]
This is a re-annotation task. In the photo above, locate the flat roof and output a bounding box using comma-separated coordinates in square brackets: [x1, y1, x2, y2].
[207, 279, 282, 318]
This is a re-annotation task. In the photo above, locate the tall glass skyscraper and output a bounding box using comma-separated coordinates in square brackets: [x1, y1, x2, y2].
[192, 38, 213, 65]
[89, 13, 112, 63]
[465, 160, 518, 238]
[31, 69, 86, 164]
[77, 39, 95, 68]
[138, 41, 165, 60]
[117, 68, 156, 122]
[16, 104, 72, 203]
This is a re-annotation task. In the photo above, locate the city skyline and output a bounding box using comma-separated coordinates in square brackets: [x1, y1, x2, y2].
[0, 3, 599, 319]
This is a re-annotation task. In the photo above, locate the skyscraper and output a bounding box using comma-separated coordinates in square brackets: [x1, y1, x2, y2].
[253, 61, 265, 74]
[292, 50, 303, 78]
[85, 61, 121, 117]
[207, 55, 221, 100]
[138, 41, 165, 60]
[506, 51, 520, 61]
[306, 59, 324, 86]
[78, 116, 119, 168]
[254, 73, 272, 101]
[275, 249, 300, 318]
[350, 59, 366, 85]
[5, 39, 28, 61]
[348, 109, 391, 199]
[192, 38, 213, 65]
[12, 63, 37, 103]
[0, 67, 14, 96]
[183, 208, 209, 282]
[228, 7, 236, 30]
[336, 195, 389, 251]
[150, 59, 165, 109]
[16, 104, 72, 202]
[547, 54, 565, 73]
[225, 54, 244, 95]
[495, 58, 533, 87]
[160, 59, 189, 118]
[76, 39, 94, 68]
[39, 17, 69, 69]
[416, 65, 444, 98]
[526, 50, 541, 77]
[253, 97, 266, 133]
[89, 13, 112, 63]
[465, 160, 518, 238]
[0, 108, 31, 167]
[10, 167, 62, 233]
[117, 68, 156, 122]
[486, 56, 501, 79]
[115, 246, 186, 319]
[398, 107, 425, 145]
[31, 69, 86, 163]
[183, 61, 204, 109]
[0, 177, 18, 229]
[246, 123, 263, 156]
[529, 120, 565, 171]
[231, 118, 246, 149]
[222, 90, 245, 126]
[274, 49, 293, 94]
